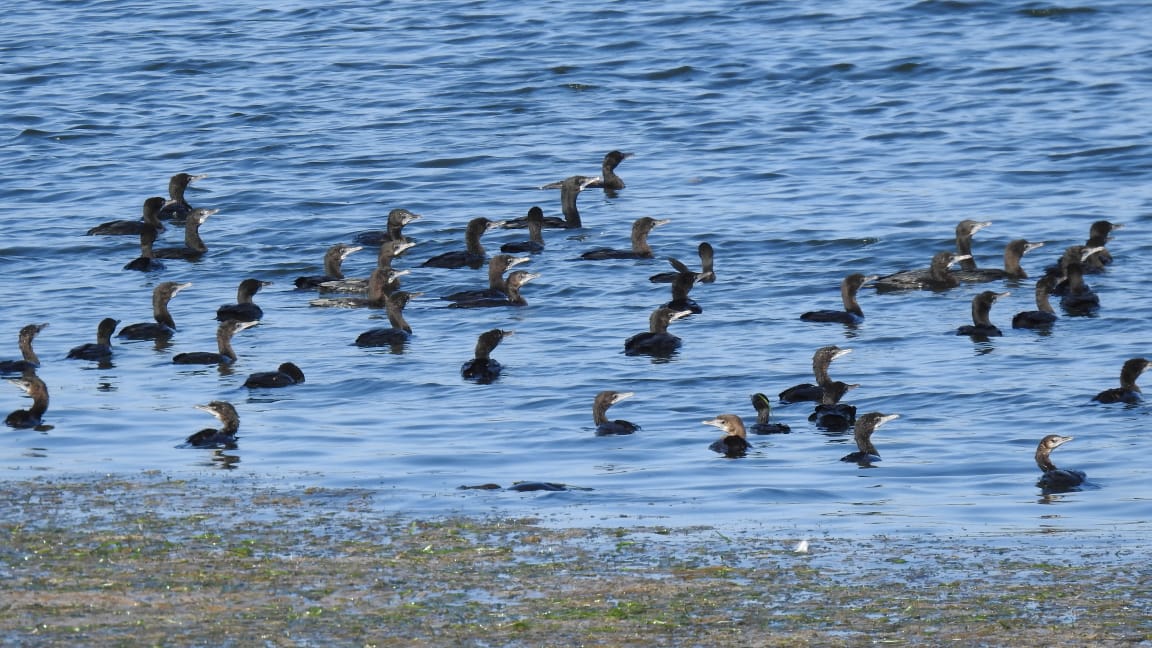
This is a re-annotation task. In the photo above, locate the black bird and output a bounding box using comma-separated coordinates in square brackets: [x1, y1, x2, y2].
[87, 196, 166, 236]
[172, 320, 257, 366]
[319, 240, 415, 293]
[123, 225, 166, 272]
[461, 329, 513, 384]
[585, 150, 633, 192]
[1082, 220, 1121, 272]
[874, 251, 971, 292]
[216, 279, 271, 322]
[592, 390, 640, 436]
[294, 243, 363, 289]
[66, 318, 119, 362]
[448, 270, 538, 309]
[624, 307, 691, 357]
[500, 206, 547, 253]
[0, 323, 49, 375]
[749, 393, 790, 434]
[808, 381, 859, 432]
[1092, 358, 1151, 404]
[244, 362, 305, 388]
[5, 372, 49, 429]
[704, 414, 751, 458]
[442, 254, 530, 302]
[840, 412, 899, 464]
[1012, 276, 1060, 330]
[581, 217, 669, 260]
[182, 401, 240, 449]
[153, 208, 218, 260]
[1034, 434, 1086, 491]
[957, 290, 1009, 337]
[353, 208, 422, 246]
[779, 346, 852, 404]
[1047, 245, 1104, 295]
[952, 239, 1045, 283]
[1059, 262, 1099, 315]
[355, 291, 419, 348]
[310, 268, 409, 308]
[422, 217, 504, 269]
[552, 175, 600, 228]
[954, 220, 992, 271]
[801, 273, 877, 325]
[650, 242, 715, 284]
[157, 172, 208, 220]
[663, 264, 701, 314]
[118, 281, 192, 340]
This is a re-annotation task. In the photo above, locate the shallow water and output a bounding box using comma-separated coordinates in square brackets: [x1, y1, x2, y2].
[2, 0, 1151, 537]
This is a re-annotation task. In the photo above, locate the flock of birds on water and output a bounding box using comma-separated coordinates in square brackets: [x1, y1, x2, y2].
[2, 151, 1146, 494]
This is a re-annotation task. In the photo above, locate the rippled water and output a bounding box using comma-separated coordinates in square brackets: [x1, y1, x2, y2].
[2, 0, 1151, 537]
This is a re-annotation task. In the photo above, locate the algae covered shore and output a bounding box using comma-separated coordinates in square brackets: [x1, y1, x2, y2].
[1, 474, 1149, 646]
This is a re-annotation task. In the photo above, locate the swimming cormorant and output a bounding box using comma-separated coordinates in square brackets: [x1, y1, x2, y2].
[954, 220, 991, 271]
[840, 412, 899, 464]
[86, 196, 166, 236]
[580, 217, 669, 260]
[809, 381, 859, 431]
[1082, 220, 1121, 272]
[118, 281, 192, 340]
[123, 225, 166, 272]
[294, 243, 363, 289]
[244, 362, 305, 388]
[310, 268, 409, 308]
[442, 254, 530, 302]
[1092, 358, 1151, 404]
[1059, 262, 1099, 315]
[500, 207, 546, 253]
[461, 329, 513, 384]
[557, 175, 600, 228]
[448, 270, 538, 309]
[957, 290, 1009, 337]
[1034, 434, 1086, 491]
[355, 291, 419, 348]
[422, 217, 504, 269]
[874, 252, 971, 292]
[663, 266, 701, 314]
[319, 240, 415, 293]
[952, 239, 1045, 283]
[800, 273, 877, 324]
[353, 208, 422, 246]
[650, 242, 715, 283]
[585, 150, 633, 192]
[624, 306, 691, 357]
[0, 323, 49, 375]
[593, 390, 640, 436]
[704, 414, 751, 457]
[749, 393, 790, 434]
[1047, 245, 1105, 295]
[779, 346, 852, 404]
[152, 208, 218, 260]
[65, 318, 119, 362]
[5, 372, 49, 429]
[182, 401, 240, 449]
[157, 172, 208, 220]
[172, 320, 257, 366]
[1012, 276, 1060, 329]
[216, 278, 271, 322]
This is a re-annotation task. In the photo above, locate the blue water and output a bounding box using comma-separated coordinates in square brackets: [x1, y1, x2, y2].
[2, 0, 1151, 537]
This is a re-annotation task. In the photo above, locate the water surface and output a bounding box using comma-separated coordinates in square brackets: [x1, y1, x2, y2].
[2, 0, 1151, 537]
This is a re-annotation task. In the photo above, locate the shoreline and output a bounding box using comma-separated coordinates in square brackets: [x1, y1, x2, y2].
[2, 474, 1149, 645]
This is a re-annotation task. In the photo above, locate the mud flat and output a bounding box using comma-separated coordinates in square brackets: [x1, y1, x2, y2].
[1, 474, 1149, 646]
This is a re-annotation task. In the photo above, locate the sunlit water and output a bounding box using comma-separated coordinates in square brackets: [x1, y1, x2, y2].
[2, 0, 1151, 537]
